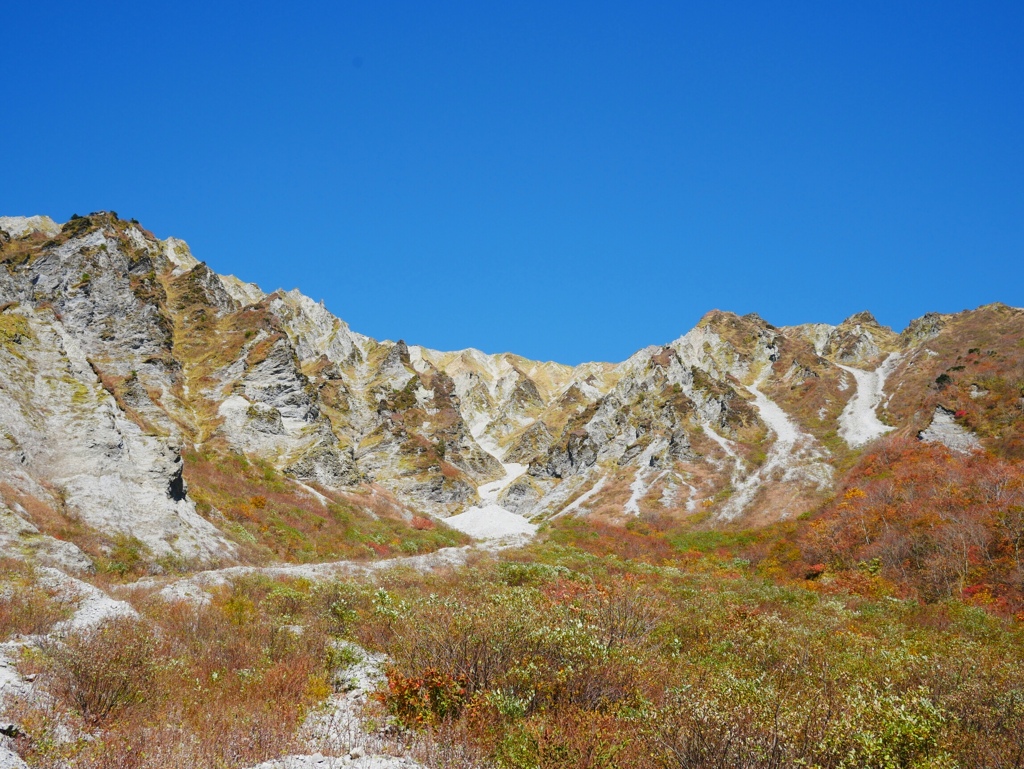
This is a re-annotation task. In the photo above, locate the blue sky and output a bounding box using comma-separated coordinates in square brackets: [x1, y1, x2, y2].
[3, 2, 1022, 364]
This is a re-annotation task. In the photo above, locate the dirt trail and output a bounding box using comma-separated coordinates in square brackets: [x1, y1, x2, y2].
[138, 545, 474, 604]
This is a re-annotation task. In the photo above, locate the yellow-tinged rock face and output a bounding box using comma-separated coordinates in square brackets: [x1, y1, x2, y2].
[1, 212, 1022, 568]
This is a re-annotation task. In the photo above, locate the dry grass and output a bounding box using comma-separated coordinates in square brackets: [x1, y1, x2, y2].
[184, 448, 467, 564]
[0, 558, 76, 639]
[10, 574, 340, 768]
[887, 304, 1024, 457]
[345, 542, 1024, 769]
[4, 520, 1024, 768]
[40, 615, 156, 725]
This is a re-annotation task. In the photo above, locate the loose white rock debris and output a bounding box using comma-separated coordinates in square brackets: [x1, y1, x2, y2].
[148, 546, 474, 603]
[555, 475, 608, 518]
[716, 372, 832, 521]
[247, 641, 425, 769]
[0, 645, 28, 703]
[38, 567, 136, 632]
[0, 744, 28, 768]
[0, 568, 134, 768]
[304, 641, 386, 750]
[656, 473, 701, 513]
[919, 406, 981, 454]
[837, 353, 901, 448]
[623, 440, 669, 516]
[248, 757, 418, 768]
[445, 426, 535, 544]
[701, 422, 750, 514]
[702, 423, 741, 468]
[444, 505, 537, 543]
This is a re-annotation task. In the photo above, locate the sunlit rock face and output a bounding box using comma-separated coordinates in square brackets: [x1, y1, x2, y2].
[2, 212, 1022, 561]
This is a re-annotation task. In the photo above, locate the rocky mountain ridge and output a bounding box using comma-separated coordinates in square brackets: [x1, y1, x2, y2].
[2, 213, 1022, 570]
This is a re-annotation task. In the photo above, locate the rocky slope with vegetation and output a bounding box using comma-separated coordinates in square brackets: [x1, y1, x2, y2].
[1, 212, 1023, 768]
[4, 212, 1021, 571]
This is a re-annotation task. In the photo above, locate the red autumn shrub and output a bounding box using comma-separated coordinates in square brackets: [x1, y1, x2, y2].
[801, 437, 1024, 609]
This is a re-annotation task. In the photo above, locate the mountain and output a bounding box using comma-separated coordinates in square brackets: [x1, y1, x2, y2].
[2, 212, 1023, 573]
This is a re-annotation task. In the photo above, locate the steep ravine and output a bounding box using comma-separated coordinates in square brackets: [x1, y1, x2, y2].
[837, 354, 901, 448]
[443, 426, 535, 542]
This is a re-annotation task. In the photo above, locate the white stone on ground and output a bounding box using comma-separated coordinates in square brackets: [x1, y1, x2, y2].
[38, 568, 136, 632]
[0, 644, 29, 703]
[246, 641, 425, 769]
[146, 546, 474, 603]
[444, 505, 537, 542]
[0, 744, 28, 768]
[246, 754, 420, 768]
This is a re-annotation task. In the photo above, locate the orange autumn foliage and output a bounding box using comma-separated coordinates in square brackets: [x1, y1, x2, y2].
[802, 438, 1024, 610]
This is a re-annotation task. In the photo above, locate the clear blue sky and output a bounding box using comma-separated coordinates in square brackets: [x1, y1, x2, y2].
[3, 2, 1022, 364]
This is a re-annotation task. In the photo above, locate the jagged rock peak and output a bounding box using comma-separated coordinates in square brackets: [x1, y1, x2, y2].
[0, 215, 62, 238]
[823, 311, 900, 366]
[902, 311, 948, 343]
[842, 310, 881, 327]
[394, 339, 410, 363]
[741, 311, 775, 328]
[163, 236, 200, 275]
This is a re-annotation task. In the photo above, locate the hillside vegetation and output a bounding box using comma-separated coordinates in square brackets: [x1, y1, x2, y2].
[4, 520, 1023, 768]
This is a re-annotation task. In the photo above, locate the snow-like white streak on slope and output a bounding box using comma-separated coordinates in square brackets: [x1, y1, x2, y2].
[470, 426, 529, 505]
[625, 473, 660, 516]
[444, 422, 533, 542]
[443, 506, 537, 541]
[701, 423, 746, 510]
[659, 478, 679, 509]
[624, 440, 669, 515]
[680, 478, 700, 512]
[554, 475, 608, 518]
[836, 353, 901, 448]
[702, 423, 742, 476]
[716, 377, 796, 520]
[717, 372, 831, 521]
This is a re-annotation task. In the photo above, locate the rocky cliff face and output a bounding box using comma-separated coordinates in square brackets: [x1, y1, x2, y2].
[2, 212, 1022, 569]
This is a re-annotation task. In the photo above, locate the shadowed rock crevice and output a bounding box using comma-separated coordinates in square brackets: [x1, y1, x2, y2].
[167, 468, 186, 501]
